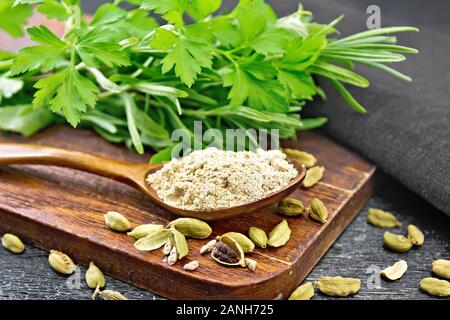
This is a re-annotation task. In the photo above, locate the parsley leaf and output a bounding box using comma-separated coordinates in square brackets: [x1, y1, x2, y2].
[186, 0, 221, 21]
[76, 27, 130, 68]
[0, 104, 54, 136]
[33, 66, 99, 127]
[141, 0, 186, 15]
[278, 35, 326, 71]
[116, 10, 158, 38]
[11, 25, 67, 75]
[150, 28, 178, 51]
[225, 60, 289, 113]
[236, 0, 275, 42]
[161, 37, 213, 87]
[0, 1, 32, 37]
[37, 0, 69, 21]
[278, 70, 316, 100]
[90, 3, 127, 26]
[250, 27, 292, 55]
[211, 17, 243, 48]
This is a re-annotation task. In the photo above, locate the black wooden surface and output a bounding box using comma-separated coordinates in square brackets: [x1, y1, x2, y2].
[1, 170, 449, 300]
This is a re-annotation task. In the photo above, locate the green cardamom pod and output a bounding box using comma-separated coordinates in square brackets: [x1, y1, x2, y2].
[267, 219, 291, 248]
[419, 277, 450, 297]
[248, 227, 268, 249]
[383, 231, 413, 253]
[134, 229, 172, 251]
[211, 235, 245, 267]
[432, 259, 450, 279]
[288, 282, 314, 300]
[281, 148, 317, 168]
[48, 250, 76, 275]
[367, 208, 401, 228]
[222, 232, 255, 253]
[308, 198, 328, 224]
[1, 233, 25, 254]
[127, 224, 164, 239]
[315, 276, 361, 297]
[277, 197, 305, 217]
[167, 218, 212, 239]
[407, 224, 424, 246]
[171, 227, 189, 259]
[104, 211, 131, 232]
[93, 287, 128, 300]
[302, 166, 325, 188]
[85, 261, 106, 289]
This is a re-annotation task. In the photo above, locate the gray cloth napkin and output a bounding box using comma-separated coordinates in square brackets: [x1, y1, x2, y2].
[298, 0, 450, 216]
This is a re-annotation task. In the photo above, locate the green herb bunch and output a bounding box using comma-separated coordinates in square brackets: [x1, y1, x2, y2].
[0, 0, 418, 161]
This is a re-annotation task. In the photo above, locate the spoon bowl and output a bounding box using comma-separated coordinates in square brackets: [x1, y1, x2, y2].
[0, 144, 307, 221]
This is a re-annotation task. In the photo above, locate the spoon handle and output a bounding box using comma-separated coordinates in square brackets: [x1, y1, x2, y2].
[0, 143, 150, 184]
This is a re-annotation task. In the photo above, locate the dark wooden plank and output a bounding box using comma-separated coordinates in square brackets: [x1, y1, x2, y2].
[0, 125, 374, 299]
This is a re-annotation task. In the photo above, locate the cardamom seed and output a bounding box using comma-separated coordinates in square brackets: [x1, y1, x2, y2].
[167, 246, 178, 265]
[267, 219, 291, 248]
[432, 259, 450, 279]
[383, 231, 413, 253]
[162, 237, 173, 256]
[167, 218, 212, 239]
[222, 232, 255, 253]
[93, 287, 128, 300]
[48, 250, 76, 275]
[419, 277, 450, 297]
[315, 276, 361, 297]
[302, 166, 325, 188]
[211, 235, 245, 267]
[171, 227, 188, 259]
[288, 282, 314, 300]
[104, 211, 131, 232]
[183, 260, 199, 271]
[308, 198, 328, 224]
[244, 258, 257, 272]
[248, 227, 268, 249]
[127, 224, 164, 239]
[380, 260, 408, 281]
[281, 148, 317, 168]
[134, 229, 172, 251]
[85, 261, 106, 289]
[407, 224, 424, 246]
[277, 197, 305, 217]
[200, 239, 217, 254]
[367, 208, 401, 228]
[1, 233, 25, 254]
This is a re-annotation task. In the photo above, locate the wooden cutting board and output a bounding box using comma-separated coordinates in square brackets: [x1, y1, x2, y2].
[0, 125, 374, 299]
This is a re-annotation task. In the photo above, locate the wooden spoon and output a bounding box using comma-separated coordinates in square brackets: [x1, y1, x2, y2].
[0, 143, 307, 221]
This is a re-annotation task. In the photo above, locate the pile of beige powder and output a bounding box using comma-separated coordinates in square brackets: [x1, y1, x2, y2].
[146, 148, 297, 211]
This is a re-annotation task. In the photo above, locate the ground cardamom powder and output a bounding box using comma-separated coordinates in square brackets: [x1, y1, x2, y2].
[147, 148, 297, 211]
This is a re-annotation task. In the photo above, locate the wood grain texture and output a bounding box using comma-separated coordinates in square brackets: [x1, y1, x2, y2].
[0, 126, 374, 299]
[1, 169, 449, 300]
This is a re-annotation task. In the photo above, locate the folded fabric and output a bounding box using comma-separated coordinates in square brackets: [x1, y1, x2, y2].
[298, 0, 450, 216]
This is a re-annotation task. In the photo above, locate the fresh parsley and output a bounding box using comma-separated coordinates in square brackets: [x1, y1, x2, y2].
[0, 0, 418, 162]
